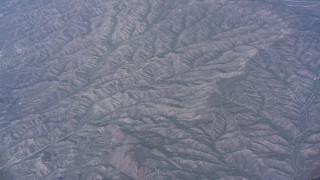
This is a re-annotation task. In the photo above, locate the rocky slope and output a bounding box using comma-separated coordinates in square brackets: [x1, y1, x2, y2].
[0, 0, 319, 179]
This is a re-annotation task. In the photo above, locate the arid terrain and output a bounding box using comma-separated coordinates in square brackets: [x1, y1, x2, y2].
[0, 0, 319, 179]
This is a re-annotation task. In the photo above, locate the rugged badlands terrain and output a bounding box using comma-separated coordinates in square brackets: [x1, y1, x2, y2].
[0, 0, 320, 179]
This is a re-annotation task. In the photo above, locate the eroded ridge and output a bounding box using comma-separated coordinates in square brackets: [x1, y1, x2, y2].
[0, 0, 319, 179]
